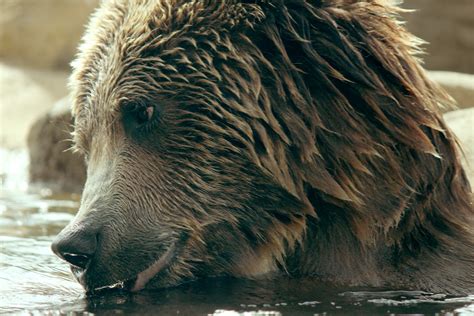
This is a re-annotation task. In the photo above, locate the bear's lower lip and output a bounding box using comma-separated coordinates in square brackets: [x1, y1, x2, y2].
[75, 244, 176, 294]
[130, 243, 176, 292]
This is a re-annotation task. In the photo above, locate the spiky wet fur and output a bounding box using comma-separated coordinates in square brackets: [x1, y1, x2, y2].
[67, 0, 473, 294]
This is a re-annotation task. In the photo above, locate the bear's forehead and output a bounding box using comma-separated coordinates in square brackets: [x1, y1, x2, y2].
[69, 0, 263, 152]
[69, 0, 255, 117]
[69, 0, 219, 149]
[70, 1, 204, 109]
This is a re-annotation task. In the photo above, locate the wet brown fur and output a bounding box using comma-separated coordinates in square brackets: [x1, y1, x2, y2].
[66, 0, 473, 294]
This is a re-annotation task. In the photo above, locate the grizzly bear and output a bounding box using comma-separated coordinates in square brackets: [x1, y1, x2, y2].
[51, 0, 474, 295]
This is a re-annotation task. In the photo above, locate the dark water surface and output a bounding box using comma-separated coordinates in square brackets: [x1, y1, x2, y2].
[1, 149, 473, 315]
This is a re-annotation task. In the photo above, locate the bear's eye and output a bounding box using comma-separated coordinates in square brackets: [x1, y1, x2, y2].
[124, 103, 155, 124]
[136, 105, 154, 124]
[122, 101, 160, 135]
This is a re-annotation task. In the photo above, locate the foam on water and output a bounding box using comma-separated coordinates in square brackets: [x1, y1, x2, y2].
[0, 148, 29, 193]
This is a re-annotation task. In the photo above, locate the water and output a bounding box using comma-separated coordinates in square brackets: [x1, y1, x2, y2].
[1, 148, 473, 315]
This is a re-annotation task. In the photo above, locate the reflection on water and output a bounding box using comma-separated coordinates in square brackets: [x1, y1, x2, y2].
[0, 148, 473, 315]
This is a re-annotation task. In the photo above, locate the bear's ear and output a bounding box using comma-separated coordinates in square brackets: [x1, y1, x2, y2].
[224, 1, 267, 28]
[236, 0, 305, 7]
[228, 0, 307, 28]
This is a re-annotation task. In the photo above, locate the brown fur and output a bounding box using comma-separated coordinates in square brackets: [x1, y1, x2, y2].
[58, 0, 473, 294]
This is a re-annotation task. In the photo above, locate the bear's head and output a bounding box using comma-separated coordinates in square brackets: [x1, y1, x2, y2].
[52, 0, 313, 292]
[52, 0, 472, 293]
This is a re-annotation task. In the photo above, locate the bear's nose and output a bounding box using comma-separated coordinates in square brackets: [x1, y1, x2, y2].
[51, 225, 98, 269]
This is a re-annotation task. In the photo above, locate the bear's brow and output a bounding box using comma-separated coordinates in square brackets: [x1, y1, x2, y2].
[72, 1, 213, 112]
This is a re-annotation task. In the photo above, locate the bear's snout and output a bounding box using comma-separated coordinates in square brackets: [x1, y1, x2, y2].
[51, 222, 99, 270]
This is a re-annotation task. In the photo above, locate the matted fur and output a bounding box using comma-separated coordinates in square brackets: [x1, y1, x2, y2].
[59, 0, 473, 294]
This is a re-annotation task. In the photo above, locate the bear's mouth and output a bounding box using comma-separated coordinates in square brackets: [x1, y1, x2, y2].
[76, 243, 177, 294]
[129, 243, 176, 291]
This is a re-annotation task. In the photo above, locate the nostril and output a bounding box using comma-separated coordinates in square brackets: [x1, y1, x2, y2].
[62, 252, 92, 269]
[51, 225, 98, 270]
